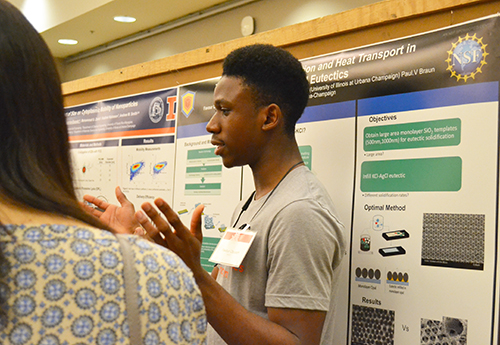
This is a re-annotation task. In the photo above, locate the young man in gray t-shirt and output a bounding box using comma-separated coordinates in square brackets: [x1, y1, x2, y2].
[88, 44, 346, 345]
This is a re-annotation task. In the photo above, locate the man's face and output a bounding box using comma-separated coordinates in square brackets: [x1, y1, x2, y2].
[206, 76, 263, 168]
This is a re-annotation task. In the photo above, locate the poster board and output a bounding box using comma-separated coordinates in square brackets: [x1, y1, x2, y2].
[300, 15, 500, 344]
[62, 1, 500, 344]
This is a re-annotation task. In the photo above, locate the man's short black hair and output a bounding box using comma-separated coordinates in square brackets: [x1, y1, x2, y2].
[222, 44, 309, 136]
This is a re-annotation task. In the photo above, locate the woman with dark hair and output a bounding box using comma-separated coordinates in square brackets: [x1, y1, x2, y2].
[0, 1, 207, 343]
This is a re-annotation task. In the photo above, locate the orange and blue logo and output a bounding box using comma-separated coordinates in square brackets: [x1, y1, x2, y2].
[446, 33, 488, 82]
[181, 91, 196, 118]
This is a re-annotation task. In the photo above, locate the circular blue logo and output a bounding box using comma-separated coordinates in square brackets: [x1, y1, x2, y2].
[446, 33, 488, 82]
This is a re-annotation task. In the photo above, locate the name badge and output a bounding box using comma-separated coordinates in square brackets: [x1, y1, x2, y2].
[209, 225, 256, 268]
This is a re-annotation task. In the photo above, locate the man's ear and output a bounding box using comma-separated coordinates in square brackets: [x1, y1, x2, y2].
[261, 104, 282, 131]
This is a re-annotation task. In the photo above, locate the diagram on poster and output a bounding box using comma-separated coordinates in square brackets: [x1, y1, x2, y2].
[70, 140, 119, 201]
[184, 147, 223, 196]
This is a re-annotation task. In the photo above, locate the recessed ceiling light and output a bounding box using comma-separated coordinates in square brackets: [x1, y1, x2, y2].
[114, 16, 136, 23]
[58, 39, 78, 45]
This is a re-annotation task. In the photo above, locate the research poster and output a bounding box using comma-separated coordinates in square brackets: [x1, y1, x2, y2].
[174, 78, 243, 272]
[66, 88, 178, 208]
[302, 15, 500, 345]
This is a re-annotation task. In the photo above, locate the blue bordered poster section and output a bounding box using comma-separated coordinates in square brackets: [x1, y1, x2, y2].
[302, 14, 500, 345]
[65, 88, 177, 141]
[66, 87, 178, 211]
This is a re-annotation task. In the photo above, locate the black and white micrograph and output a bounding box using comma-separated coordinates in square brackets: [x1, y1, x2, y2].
[420, 317, 467, 345]
[421, 213, 484, 270]
[351, 304, 395, 345]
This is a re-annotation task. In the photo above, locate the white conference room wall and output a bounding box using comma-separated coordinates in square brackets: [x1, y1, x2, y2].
[59, 0, 379, 82]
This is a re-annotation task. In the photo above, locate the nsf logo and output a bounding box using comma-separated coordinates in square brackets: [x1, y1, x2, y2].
[446, 33, 488, 82]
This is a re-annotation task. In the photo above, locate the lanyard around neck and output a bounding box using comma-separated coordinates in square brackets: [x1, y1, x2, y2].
[232, 161, 304, 228]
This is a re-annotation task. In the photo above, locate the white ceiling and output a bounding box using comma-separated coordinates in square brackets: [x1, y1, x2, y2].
[8, 0, 236, 58]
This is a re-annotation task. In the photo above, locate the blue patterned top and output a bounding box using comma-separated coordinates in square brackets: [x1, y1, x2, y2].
[0, 224, 207, 345]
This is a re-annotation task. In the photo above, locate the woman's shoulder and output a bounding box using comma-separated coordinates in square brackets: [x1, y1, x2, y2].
[1, 223, 115, 242]
[2, 223, 192, 276]
[116, 234, 193, 273]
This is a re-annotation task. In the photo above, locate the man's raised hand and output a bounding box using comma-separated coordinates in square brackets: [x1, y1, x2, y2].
[82, 186, 140, 234]
[136, 198, 205, 275]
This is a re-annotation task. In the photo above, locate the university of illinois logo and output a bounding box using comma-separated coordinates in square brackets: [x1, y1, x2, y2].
[149, 96, 164, 123]
[181, 91, 196, 118]
[446, 33, 488, 82]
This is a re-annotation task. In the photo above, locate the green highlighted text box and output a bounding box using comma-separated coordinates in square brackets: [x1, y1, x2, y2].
[186, 165, 222, 173]
[201, 237, 220, 273]
[187, 147, 221, 166]
[187, 148, 216, 159]
[185, 183, 221, 195]
[186, 165, 222, 178]
[364, 118, 461, 151]
[299, 145, 312, 170]
[361, 157, 462, 192]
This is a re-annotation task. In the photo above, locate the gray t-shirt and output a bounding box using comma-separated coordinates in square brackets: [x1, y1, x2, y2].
[208, 166, 346, 344]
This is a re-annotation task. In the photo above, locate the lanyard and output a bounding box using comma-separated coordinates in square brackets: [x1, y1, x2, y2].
[232, 161, 304, 228]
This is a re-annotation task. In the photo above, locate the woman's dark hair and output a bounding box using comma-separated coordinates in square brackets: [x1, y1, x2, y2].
[0, 2, 112, 232]
[0, 0, 113, 319]
[222, 44, 310, 136]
